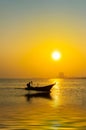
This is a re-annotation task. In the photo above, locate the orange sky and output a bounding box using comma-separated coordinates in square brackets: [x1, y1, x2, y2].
[0, 0, 86, 78]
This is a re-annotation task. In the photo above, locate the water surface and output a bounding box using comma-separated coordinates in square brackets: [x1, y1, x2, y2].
[0, 78, 86, 130]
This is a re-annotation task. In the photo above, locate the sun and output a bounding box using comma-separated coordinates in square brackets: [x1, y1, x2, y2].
[52, 51, 61, 60]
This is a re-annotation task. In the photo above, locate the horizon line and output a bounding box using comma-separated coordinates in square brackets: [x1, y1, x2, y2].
[0, 77, 86, 79]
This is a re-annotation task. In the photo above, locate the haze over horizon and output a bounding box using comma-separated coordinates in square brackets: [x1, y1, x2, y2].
[0, 0, 86, 78]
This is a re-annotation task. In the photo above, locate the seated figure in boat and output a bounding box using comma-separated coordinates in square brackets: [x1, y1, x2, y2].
[27, 81, 33, 88]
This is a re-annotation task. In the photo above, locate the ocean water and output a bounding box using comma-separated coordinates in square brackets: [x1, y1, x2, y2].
[0, 78, 86, 130]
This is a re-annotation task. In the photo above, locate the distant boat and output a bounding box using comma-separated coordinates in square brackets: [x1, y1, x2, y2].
[25, 83, 55, 92]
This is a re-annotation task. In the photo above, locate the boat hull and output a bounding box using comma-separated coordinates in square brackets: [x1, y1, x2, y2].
[25, 83, 55, 91]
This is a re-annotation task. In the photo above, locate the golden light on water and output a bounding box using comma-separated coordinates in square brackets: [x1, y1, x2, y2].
[52, 51, 61, 61]
[49, 79, 61, 108]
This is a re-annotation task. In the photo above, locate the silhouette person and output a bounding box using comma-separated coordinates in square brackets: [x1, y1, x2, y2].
[27, 82, 31, 88]
[27, 81, 33, 88]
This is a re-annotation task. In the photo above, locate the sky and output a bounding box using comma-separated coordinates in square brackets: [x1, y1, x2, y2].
[0, 0, 86, 78]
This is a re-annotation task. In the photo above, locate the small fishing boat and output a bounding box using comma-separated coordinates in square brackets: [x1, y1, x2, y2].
[25, 83, 55, 92]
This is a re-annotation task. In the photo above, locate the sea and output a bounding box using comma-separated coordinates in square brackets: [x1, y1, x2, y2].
[0, 78, 86, 130]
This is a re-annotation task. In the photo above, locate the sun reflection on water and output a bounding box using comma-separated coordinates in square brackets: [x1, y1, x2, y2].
[49, 79, 62, 108]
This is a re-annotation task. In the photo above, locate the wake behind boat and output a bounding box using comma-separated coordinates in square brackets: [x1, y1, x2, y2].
[25, 82, 55, 92]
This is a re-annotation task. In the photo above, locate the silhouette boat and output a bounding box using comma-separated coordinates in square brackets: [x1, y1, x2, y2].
[25, 83, 55, 92]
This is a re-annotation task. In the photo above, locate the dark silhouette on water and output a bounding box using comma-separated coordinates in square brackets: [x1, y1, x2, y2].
[25, 92, 52, 101]
[27, 81, 33, 88]
[25, 82, 55, 92]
